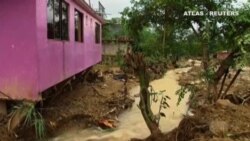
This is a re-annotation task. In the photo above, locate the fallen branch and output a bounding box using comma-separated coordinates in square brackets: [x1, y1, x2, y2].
[221, 69, 242, 98]
[214, 48, 241, 83]
[218, 69, 229, 99]
[101, 107, 117, 118]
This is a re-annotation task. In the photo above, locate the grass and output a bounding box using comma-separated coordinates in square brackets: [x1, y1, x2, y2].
[33, 113, 46, 140]
[12, 102, 46, 140]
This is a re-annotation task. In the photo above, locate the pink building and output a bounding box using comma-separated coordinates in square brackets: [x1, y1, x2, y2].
[0, 0, 104, 102]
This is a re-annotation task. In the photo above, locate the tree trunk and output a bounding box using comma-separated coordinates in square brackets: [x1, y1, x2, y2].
[221, 69, 242, 98]
[218, 69, 229, 99]
[162, 27, 166, 51]
[214, 49, 240, 84]
[203, 43, 209, 72]
[138, 71, 162, 135]
[206, 49, 240, 102]
[211, 48, 241, 102]
[124, 51, 162, 136]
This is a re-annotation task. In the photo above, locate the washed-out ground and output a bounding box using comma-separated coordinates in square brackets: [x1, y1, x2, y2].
[0, 65, 137, 141]
[1, 61, 250, 141]
[50, 67, 191, 141]
[161, 65, 250, 141]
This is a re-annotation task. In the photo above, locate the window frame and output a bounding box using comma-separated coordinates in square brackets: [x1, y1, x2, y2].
[74, 9, 84, 43]
[61, 1, 69, 40]
[47, 0, 69, 41]
[95, 22, 101, 44]
[86, 15, 88, 26]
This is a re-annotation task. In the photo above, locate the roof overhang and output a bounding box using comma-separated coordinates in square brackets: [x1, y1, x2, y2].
[74, 0, 105, 24]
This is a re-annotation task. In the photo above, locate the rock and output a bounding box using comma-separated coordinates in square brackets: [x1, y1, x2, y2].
[209, 120, 229, 136]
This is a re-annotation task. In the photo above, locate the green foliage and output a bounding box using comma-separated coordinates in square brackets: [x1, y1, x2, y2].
[121, 0, 250, 65]
[234, 12, 250, 67]
[103, 18, 128, 40]
[176, 84, 197, 106]
[148, 86, 170, 125]
[145, 55, 169, 67]
[242, 53, 250, 66]
[115, 48, 125, 67]
[235, 48, 250, 68]
[15, 103, 46, 140]
[33, 113, 46, 140]
[176, 87, 188, 106]
[138, 28, 162, 57]
[159, 94, 170, 110]
[201, 67, 216, 84]
[23, 103, 35, 126]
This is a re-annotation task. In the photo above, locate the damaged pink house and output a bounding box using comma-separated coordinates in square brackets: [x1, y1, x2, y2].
[0, 0, 104, 105]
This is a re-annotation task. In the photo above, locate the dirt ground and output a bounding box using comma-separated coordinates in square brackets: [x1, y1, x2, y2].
[0, 115, 13, 141]
[136, 65, 250, 141]
[1, 62, 250, 141]
[0, 65, 137, 141]
[169, 65, 250, 141]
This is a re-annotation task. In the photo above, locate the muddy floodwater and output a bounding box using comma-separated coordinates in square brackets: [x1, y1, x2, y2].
[52, 68, 191, 141]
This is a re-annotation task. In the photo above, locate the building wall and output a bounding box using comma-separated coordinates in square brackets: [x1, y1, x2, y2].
[103, 43, 129, 56]
[0, 0, 102, 101]
[0, 0, 39, 100]
[36, 0, 102, 92]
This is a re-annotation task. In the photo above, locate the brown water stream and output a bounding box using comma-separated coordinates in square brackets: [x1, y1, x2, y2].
[52, 68, 191, 141]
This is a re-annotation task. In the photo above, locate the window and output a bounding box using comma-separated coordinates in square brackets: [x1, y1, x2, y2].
[47, 0, 69, 40]
[86, 15, 88, 26]
[75, 10, 83, 42]
[95, 23, 101, 44]
[61, 2, 69, 40]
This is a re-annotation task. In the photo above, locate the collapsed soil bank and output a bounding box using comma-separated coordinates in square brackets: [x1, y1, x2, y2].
[160, 66, 250, 141]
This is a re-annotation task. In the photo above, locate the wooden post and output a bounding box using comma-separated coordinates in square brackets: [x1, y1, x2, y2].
[0, 100, 7, 115]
